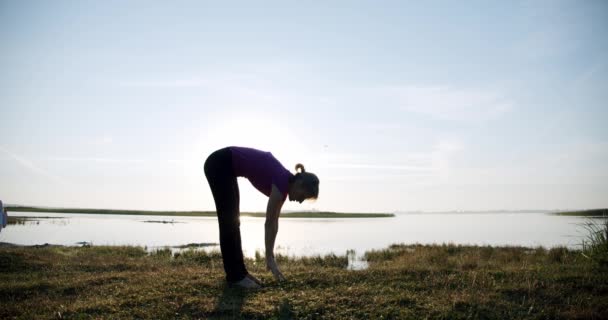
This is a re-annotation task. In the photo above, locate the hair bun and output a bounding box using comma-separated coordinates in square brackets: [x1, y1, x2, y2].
[295, 163, 305, 173]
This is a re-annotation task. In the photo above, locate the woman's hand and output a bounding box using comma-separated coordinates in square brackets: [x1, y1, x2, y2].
[266, 257, 286, 281]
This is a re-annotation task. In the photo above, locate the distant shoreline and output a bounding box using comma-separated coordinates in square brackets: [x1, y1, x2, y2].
[4, 206, 394, 218]
[552, 208, 608, 217]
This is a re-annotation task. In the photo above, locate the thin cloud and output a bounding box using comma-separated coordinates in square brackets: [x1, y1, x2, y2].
[319, 139, 464, 183]
[118, 78, 212, 88]
[325, 172, 436, 182]
[47, 157, 146, 164]
[512, 30, 570, 60]
[47, 157, 186, 166]
[322, 163, 435, 172]
[369, 85, 512, 121]
[117, 72, 287, 110]
[571, 61, 607, 94]
[117, 71, 267, 90]
[0, 145, 68, 184]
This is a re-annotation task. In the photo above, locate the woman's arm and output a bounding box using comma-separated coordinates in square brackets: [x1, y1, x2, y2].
[265, 184, 285, 281]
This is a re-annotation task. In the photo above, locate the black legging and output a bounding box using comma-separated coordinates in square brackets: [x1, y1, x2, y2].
[204, 147, 248, 283]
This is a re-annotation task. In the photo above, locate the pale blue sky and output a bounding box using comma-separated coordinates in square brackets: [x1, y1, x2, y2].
[1, 1, 607, 212]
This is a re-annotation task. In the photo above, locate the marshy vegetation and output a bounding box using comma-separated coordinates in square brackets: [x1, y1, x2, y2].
[1, 242, 606, 319]
[6, 216, 66, 225]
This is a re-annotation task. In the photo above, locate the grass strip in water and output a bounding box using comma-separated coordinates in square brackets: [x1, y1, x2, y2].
[5, 206, 393, 218]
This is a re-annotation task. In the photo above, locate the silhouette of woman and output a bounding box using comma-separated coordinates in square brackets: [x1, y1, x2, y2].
[204, 146, 319, 288]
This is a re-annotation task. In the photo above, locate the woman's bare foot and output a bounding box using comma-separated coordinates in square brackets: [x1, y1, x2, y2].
[233, 276, 261, 289]
[246, 274, 262, 286]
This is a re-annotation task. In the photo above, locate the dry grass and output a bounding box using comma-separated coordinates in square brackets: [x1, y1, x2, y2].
[1, 244, 606, 319]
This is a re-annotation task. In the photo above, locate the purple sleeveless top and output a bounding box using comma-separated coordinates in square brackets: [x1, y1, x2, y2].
[229, 146, 293, 199]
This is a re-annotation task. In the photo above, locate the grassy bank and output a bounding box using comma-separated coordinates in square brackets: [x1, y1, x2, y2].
[1, 244, 606, 319]
[553, 209, 608, 217]
[5, 206, 393, 218]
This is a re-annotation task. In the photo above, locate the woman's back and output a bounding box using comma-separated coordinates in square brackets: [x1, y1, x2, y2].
[229, 146, 293, 198]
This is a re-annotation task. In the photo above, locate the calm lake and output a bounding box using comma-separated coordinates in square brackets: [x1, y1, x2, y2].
[0, 211, 593, 259]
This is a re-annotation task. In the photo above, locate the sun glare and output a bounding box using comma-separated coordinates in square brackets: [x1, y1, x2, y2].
[200, 112, 306, 166]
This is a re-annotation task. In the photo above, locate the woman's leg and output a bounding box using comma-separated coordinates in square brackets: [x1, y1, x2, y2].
[204, 148, 248, 283]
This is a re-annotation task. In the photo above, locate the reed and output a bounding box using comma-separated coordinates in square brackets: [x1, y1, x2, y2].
[581, 216, 608, 267]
